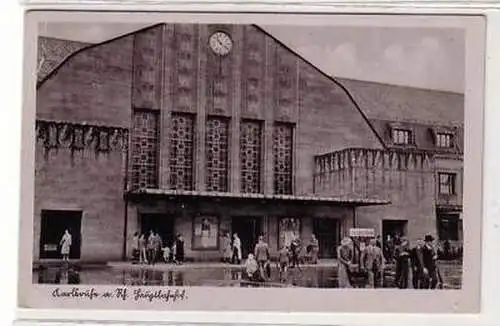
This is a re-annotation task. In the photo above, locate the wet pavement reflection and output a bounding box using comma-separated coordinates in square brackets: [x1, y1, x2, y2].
[34, 261, 462, 289]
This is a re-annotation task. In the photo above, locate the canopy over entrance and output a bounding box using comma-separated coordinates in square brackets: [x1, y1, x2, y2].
[125, 189, 391, 207]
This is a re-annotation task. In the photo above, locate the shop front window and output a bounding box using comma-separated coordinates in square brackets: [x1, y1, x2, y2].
[278, 217, 301, 249]
[192, 215, 219, 250]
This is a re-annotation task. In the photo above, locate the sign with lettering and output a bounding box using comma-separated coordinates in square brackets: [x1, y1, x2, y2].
[349, 228, 375, 237]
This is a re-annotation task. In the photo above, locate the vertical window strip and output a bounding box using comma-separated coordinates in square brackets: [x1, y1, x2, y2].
[169, 112, 195, 190]
[130, 110, 159, 189]
[273, 122, 294, 195]
[205, 117, 230, 192]
[240, 120, 263, 193]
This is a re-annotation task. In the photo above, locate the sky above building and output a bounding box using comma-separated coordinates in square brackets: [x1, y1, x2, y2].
[38, 22, 465, 93]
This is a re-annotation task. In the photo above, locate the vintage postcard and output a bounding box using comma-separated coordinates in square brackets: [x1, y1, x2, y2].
[18, 11, 485, 314]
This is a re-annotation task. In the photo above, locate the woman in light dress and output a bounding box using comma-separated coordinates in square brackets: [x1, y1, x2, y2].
[222, 232, 233, 263]
[138, 233, 148, 264]
[337, 237, 354, 288]
[59, 229, 72, 262]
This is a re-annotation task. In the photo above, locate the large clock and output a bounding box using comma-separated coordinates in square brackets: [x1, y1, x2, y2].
[209, 31, 233, 56]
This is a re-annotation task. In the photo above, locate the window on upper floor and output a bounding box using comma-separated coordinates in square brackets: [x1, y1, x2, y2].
[205, 116, 230, 192]
[273, 122, 294, 195]
[240, 119, 263, 194]
[438, 172, 456, 195]
[169, 112, 196, 191]
[392, 128, 412, 145]
[130, 109, 160, 190]
[436, 132, 453, 148]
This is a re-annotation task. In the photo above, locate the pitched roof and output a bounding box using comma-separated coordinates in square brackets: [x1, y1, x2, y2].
[337, 78, 464, 127]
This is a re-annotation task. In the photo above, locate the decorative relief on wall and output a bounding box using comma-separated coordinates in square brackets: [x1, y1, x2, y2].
[169, 112, 195, 190]
[130, 110, 159, 190]
[205, 117, 230, 192]
[313, 148, 434, 198]
[35, 120, 129, 158]
[132, 27, 162, 110]
[273, 123, 294, 195]
[240, 120, 263, 193]
[174, 25, 198, 113]
[275, 47, 298, 122]
[315, 148, 433, 174]
[242, 28, 265, 118]
[206, 27, 233, 116]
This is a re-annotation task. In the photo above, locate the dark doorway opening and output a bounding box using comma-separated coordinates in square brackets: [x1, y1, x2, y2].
[140, 214, 175, 247]
[39, 210, 82, 259]
[437, 213, 461, 241]
[313, 218, 339, 258]
[382, 219, 408, 241]
[231, 216, 262, 258]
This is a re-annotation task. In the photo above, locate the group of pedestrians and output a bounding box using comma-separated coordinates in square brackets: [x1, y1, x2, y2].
[238, 234, 320, 283]
[221, 232, 243, 264]
[337, 233, 445, 289]
[131, 231, 185, 265]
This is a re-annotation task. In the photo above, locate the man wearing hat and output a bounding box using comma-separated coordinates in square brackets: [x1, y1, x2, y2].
[421, 234, 439, 289]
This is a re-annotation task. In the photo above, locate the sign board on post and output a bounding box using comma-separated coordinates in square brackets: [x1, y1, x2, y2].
[349, 228, 375, 238]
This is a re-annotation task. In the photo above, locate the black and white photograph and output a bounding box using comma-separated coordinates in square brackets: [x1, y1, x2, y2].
[18, 11, 485, 313]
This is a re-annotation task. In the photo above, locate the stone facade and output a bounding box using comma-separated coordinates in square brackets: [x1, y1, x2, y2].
[34, 24, 463, 263]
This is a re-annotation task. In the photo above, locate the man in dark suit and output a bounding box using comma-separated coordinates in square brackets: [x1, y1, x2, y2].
[410, 239, 424, 289]
[421, 234, 439, 289]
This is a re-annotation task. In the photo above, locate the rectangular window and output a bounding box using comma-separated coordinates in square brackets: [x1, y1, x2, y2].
[436, 133, 453, 148]
[169, 112, 195, 190]
[192, 215, 219, 250]
[130, 110, 159, 189]
[273, 122, 294, 195]
[278, 217, 301, 249]
[240, 120, 263, 193]
[205, 117, 229, 192]
[439, 172, 456, 195]
[392, 128, 411, 145]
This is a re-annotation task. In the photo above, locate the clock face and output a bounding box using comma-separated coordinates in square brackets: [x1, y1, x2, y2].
[209, 32, 233, 56]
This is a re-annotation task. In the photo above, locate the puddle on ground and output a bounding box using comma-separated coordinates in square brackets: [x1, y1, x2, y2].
[34, 262, 462, 289]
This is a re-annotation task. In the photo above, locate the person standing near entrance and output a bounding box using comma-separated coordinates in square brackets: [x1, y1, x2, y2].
[152, 232, 162, 265]
[337, 237, 354, 288]
[59, 230, 72, 262]
[394, 239, 414, 289]
[254, 235, 270, 279]
[308, 234, 320, 264]
[175, 234, 185, 264]
[147, 230, 155, 264]
[360, 238, 384, 288]
[138, 233, 148, 264]
[290, 235, 301, 268]
[410, 239, 425, 289]
[278, 245, 290, 282]
[232, 233, 242, 265]
[222, 232, 232, 263]
[421, 234, 439, 289]
[131, 232, 139, 262]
